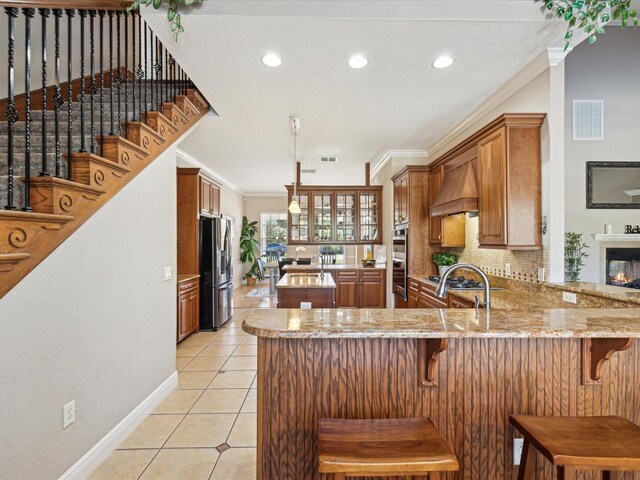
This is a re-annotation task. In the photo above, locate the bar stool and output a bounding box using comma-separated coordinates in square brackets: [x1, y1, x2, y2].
[510, 415, 640, 480]
[318, 417, 459, 479]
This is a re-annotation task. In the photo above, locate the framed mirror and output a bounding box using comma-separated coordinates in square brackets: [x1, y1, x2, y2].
[586, 161, 640, 209]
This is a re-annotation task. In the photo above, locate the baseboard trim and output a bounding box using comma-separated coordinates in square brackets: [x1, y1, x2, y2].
[58, 371, 178, 480]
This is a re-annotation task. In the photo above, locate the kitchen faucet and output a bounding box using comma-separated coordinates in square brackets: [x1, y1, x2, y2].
[312, 255, 325, 279]
[435, 263, 491, 309]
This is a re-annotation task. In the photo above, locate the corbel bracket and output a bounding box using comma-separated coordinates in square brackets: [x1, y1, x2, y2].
[417, 338, 449, 387]
[582, 338, 634, 385]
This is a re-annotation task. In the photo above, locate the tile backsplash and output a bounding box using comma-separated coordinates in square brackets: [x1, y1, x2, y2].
[445, 215, 547, 283]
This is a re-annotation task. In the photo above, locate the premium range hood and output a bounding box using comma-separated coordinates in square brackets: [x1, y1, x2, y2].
[430, 161, 478, 217]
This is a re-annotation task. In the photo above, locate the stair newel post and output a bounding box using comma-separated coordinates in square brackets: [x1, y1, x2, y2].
[88, 10, 97, 155]
[78, 9, 86, 153]
[38, 8, 50, 177]
[22, 8, 35, 212]
[144, 19, 148, 122]
[52, 9, 63, 178]
[123, 11, 129, 138]
[3, 7, 19, 210]
[98, 10, 105, 157]
[115, 10, 122, 136]
[65, 8, 75, 179]
[108, 10, 114, 135]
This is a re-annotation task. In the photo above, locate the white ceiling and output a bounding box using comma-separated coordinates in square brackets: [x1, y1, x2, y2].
[144, 1, 567, 195]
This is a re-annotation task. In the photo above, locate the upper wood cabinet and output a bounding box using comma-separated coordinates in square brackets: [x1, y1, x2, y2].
[286, 186, 382, 245]
[428, 166, 444, 246]
[199, 176, 220, 217]
[476, 117, 543, 249]
[393, 171, 409, 225]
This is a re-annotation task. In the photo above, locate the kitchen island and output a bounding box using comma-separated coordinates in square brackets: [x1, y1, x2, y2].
[243, 308, 640, 480]
[276, 273, 336, 308]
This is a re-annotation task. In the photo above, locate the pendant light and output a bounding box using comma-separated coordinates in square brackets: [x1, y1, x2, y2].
[288, 116, 302, 214]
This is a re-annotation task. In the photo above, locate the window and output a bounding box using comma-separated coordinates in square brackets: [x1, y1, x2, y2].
[319, 245, 345, 265]
[260, 213, 288, 256]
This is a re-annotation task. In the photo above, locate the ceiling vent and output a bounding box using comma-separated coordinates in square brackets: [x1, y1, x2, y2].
[573, 99, 603, 140]
[319, 156, 338, 163]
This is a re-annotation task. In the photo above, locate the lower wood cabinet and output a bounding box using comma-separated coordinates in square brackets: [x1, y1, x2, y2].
[408, 276, 476, 309]
[418, 282, 448, 308]
[335, 269, 386, 308]
[449, 294, 475, 308]
[408, 278, 420, 308]
[177, 278, 199, 343]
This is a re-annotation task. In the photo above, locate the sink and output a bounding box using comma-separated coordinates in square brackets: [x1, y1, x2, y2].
[288, 273, 321, 279]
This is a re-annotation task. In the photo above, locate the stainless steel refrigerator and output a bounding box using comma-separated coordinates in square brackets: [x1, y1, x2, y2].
[199, 216, 234, 330]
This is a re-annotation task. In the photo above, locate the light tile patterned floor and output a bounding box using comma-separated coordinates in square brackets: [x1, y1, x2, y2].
[89, 308, 258, 480]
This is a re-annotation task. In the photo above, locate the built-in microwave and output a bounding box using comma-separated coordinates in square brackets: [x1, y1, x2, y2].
[392, 225, 408, 301]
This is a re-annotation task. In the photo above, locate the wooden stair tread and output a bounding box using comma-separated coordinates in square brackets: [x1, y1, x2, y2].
[0, 253, 31, 272]
[30, 175, 107, 194]
[0, 209, 74, 223]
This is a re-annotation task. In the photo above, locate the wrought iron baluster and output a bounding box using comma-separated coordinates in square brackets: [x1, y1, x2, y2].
[163, 44, 167, 104]
[136, 12, 142, 122]
[38, 8, 49, 177]
[156, 38, 161, 110]
[108, 10, 114, 135]
[78, 9, 86, 153]
[116, 10, 122, 135]
[144, 19, 148, 121]
[123, 11, 128, 137]
[151, 32, 157, 111]
[53, 9, 63, 178]
[88, 10, 97, 154]
[98, 10, 105, 157]
[66, 8, 75, 179]
[4, 7, 19, 210]
[22, 8, 35, 211]
[131, 11, 136, 122]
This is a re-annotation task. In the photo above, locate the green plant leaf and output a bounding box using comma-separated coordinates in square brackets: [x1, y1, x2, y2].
[600, 12, 610, 22]
[153, 0, 161, 8]
[588, 34, 597, 43]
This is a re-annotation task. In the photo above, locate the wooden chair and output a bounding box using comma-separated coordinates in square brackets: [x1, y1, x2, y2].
[322, 251, 337, 265]
[318, 418, 459, 479]
[510, 415, 640, 480]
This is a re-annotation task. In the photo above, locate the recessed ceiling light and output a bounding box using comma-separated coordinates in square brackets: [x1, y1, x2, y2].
[432, 55, 454, 69]
[348, 55, 368, 69]
[262, 54, 282, 67]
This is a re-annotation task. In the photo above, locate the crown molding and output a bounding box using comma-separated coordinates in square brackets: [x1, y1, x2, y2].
[176, 148, 244, 195]
[371, 149, 429, 179]
[426, 47, 565, 162]
[243, 192, 288, 198]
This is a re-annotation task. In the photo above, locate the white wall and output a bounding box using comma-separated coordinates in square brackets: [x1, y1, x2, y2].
[564, 28, 640, 282]
[0, 135, 180, 479]
[219, 185, 244, 288]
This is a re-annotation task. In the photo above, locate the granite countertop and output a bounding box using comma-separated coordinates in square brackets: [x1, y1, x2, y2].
[242, 308, 640, 339]
[546, 282, 640, 306]
[276, 273, 337, 289]
[177, 274, 200, 284]
[283, 263, 386, 271]
[408, 274, 569, 309]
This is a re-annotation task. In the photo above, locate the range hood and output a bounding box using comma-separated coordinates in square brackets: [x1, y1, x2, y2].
[430, 161, 478, 217]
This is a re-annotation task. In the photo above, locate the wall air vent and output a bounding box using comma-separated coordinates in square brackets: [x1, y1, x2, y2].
[319, 156, 339, 163]
[301, 168, 316, 174]
[573, 99, 603, 140]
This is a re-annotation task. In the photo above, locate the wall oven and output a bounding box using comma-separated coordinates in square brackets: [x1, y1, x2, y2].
[392, 225, 408, 301]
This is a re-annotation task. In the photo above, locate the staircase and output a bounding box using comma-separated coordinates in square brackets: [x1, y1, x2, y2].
[0, 5, 209, 298]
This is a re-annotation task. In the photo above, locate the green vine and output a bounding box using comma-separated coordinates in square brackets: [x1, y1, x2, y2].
[544, 0, 638, 50]
[127, 0, 204, 41]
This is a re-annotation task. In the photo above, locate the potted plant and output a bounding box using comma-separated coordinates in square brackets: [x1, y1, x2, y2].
[240, 216, 261, 287]
[432, 252, 458, 277]
[294, 246, 306, 263]
[565, 232, 589, 282]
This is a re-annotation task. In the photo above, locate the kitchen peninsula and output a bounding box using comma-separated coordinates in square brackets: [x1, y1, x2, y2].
[243, 308, 640, 480]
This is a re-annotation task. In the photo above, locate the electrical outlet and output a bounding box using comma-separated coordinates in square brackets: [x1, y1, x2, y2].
[538, 267, 545, 282]
[562, 292, 577, 304]
[63, 400, 75, 429]
[505, 263, 512, 276]
[513, 438, 524, 465]
[164, 266, 172, 281]
[300, 302, 312, 309]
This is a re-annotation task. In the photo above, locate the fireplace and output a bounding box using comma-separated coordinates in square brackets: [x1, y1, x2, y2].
[606, 248, 640, 289]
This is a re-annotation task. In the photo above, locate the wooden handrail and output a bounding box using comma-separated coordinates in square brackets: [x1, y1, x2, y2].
[0, 1, 130, 10]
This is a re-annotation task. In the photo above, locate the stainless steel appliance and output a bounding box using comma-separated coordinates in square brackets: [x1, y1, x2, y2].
[199, 216, 234, 330]
[392, 225, 408, 301]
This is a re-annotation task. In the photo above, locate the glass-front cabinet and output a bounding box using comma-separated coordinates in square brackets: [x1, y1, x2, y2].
[336, 192, 357, 242]
[289, 192, 310, 242]
[287, 186, 382, 245]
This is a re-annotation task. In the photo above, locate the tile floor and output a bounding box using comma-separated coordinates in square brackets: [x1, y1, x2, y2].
[89, 307, 258, 480]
